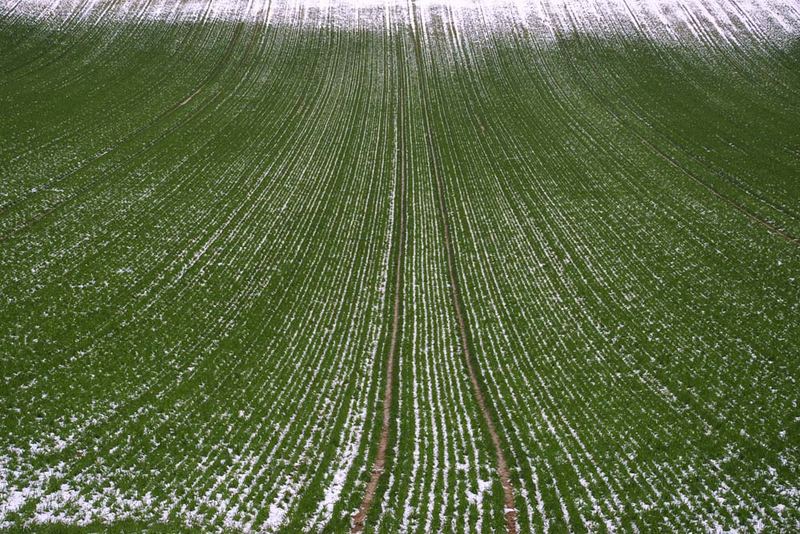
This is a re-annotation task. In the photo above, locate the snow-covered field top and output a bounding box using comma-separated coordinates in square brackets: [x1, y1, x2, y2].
[3, 0, 800, 41]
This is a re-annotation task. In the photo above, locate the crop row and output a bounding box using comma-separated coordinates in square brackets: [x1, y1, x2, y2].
[1, 0, 799, 532]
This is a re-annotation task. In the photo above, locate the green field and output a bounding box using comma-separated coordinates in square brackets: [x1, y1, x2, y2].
[1, 1, 799, 532]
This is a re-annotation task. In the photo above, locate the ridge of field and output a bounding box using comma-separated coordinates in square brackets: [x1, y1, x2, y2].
[1, 0, 799, 532]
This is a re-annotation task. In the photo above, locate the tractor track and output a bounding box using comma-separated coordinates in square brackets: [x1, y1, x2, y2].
[351, 22, 407, 534]
[409, 4, 519, 533]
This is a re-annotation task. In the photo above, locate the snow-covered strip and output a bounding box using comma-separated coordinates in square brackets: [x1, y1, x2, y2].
[3, 0, 800, 42]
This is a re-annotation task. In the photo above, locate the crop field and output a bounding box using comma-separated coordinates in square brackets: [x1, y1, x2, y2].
[1, 0, 799, 532]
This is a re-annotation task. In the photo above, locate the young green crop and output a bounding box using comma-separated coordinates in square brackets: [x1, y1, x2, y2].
[1, 1, 798, 531]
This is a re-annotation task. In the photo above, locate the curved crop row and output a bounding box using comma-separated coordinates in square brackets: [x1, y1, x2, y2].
[1, 0, 799, 532]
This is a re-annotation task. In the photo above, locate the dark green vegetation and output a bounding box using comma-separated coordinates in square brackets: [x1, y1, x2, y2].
[1, 5, 799, 532]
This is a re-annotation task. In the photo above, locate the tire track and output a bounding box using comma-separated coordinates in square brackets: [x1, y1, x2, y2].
[351, 24, 406, 534]
[409, 5, 518, 533]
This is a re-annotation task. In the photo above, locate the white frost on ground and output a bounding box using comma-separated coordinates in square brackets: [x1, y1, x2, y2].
[2, 0, 799, 42]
